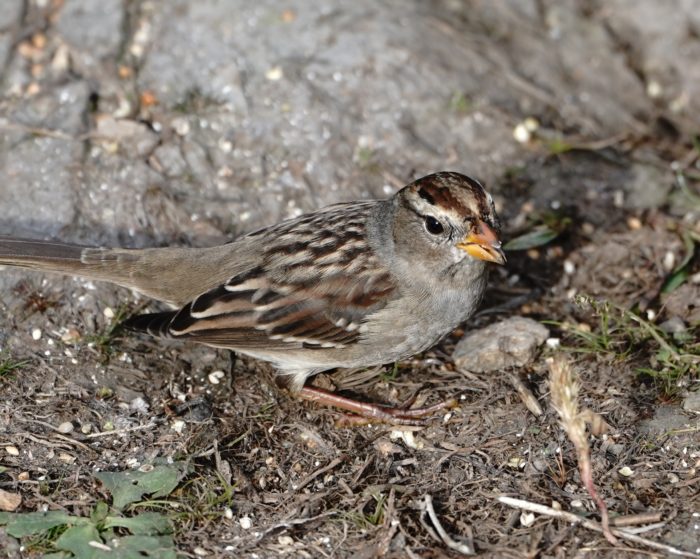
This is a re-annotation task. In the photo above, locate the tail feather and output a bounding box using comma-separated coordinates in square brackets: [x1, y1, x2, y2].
[0, 236, 88, 267]
[122, 311, 178, 338]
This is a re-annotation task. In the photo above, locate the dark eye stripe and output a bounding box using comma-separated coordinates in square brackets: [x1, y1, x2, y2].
[418, 188, 435, 205]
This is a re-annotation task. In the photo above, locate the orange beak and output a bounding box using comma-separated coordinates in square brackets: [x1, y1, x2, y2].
[456, 219, 506, 265]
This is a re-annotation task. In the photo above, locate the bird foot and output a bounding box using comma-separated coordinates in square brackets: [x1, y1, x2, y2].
[298, 386, 458, 427]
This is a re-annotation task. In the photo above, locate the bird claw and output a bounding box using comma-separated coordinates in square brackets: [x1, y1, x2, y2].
[299, 386, 458, 427]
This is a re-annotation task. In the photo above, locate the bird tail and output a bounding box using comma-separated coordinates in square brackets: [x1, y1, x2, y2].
[0, 236, 240, 305]
[0, 236, 185, 304]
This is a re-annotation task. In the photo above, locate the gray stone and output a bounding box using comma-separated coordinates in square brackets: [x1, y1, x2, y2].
[56, 0, 124, 59]
[95, 115, 160, 158]
[152, 144, 189, 178]
[624, 164, 672, 210]
[682, 391, 700, 414]
[453, 317, 549, 373]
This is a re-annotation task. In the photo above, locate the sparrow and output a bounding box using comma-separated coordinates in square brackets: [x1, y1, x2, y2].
[0, 172, 505, 424]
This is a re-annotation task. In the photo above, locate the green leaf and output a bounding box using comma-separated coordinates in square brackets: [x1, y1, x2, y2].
[0, 511, 83, 537]
[109, 535, 177, 558]
[661, 232, 696, 293]
[55, 524, 103, 559]
[661, 267, 689, 294]
[95, 462, 190, 509]
[90, 502, 110, 524]
[104, 512, 172, 535]
[504, 225, 559, 251]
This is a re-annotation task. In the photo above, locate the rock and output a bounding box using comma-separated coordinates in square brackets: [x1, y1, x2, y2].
[682, 391, 700, 413]
[453, 317, 549, 372]
[56, 0, 124, 60]
[95, 115, 159, 158]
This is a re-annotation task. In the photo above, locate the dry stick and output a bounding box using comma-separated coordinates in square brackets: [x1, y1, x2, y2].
[498, 496, 700, 559]
[507, 372, 543, 416]
[548, 356, 616, 544]
[421, 494, 474, 556]
[294, 456, 344, 492]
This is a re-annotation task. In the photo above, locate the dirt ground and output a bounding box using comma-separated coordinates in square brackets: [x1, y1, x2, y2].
[0, 1, 698, 558]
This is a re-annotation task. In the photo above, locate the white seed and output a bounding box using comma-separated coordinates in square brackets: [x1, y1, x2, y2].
[513, 123, 531, 143]
[265, 66, 283, 81]
[32, 328, 42, 340]
[618, 466, 634, 477]
[208, 370, 226, 385]
[520, 512, 536, 527]
[103, 307, 115, 319]
[239, 515, 253, 529]
[5, 446, 19, 456]
[546, 337, 561, 349]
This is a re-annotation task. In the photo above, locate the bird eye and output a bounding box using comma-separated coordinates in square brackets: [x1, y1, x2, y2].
[424, 216, 444, 235]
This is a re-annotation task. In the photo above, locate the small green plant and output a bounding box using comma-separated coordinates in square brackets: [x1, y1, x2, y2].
[0, 354, 28, 380]
[448, 91, 472, 115]
[379, 362, 400, 382]
[555, 296, 699, 395]
[0, 461, 191, 558]
[345, 493, 386, 529]
[84, 305, 130, 359]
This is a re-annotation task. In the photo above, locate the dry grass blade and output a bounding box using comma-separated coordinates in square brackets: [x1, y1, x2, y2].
[547, 355, 616, 544]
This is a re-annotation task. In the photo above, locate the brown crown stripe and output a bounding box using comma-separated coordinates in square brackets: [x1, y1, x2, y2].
[411, 172, 489, 218]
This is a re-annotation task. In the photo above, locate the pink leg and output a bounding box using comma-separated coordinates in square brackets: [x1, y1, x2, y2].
[299, 386, 458, 426]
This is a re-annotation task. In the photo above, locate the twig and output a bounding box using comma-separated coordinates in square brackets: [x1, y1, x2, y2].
[498, 496, 700, 559]
[85, 422, 159, 438]
[421, 494, 474, 556]
[611, 512, 663, 527]
[294, 456, 344, 492]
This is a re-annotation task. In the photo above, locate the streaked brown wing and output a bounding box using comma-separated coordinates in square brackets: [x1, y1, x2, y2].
[135, 201, 396, 351]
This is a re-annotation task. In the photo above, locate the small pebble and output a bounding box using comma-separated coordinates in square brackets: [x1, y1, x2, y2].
[618, 466, 634, 477]
[627, 216, 642, 230]
[224, 507, 233, 520]
[103, 307, 115, 319]
[5, 446, 19, 456]
[172, 117, 190, 136]
[239, 515, 253, 529]
[18, 472, 29, 481]
[194, 547, 208, 557]
[171, 419, 186, 433]
[58, 453, 75, 464]
[32, 328, 42, 340]
[208, 370, 226, 385]
[520, 512, 536, 527]
[278, 535, 294, 546]
[56, 421, 74, 434]
[546, 337, 561, 349]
